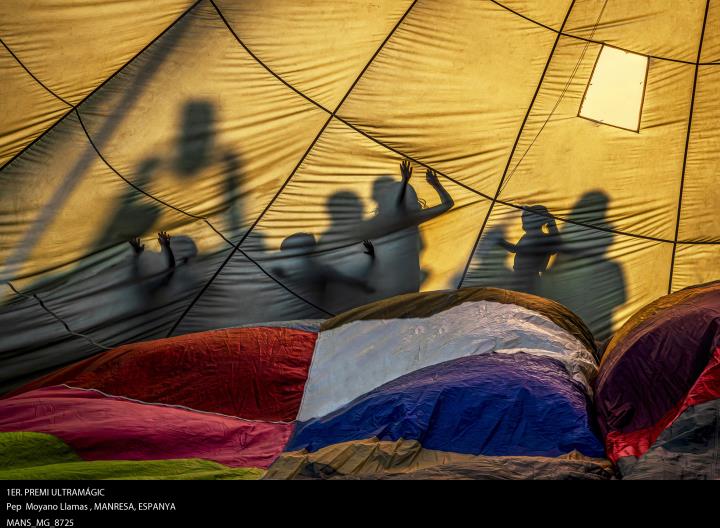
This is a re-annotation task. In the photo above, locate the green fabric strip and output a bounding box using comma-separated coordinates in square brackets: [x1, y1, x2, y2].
[0, 432, 264, 480]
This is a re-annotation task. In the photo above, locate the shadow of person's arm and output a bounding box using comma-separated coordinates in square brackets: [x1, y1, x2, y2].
[128, 238, 145, 279]
[497, 237, 517, 253]
[544, 217, 564, 256]
[397, 160, 412, 207]
[320, 243, 376, 293]
[408, 169, 454, 223]
[480, 224, 514, 253]
[157, 231, 176, 286]
[355, 169, 455, 241]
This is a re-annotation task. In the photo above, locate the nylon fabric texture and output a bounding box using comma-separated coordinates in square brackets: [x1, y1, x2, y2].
[2, 0, 720, 387]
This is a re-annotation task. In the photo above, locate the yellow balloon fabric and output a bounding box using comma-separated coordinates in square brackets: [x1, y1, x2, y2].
[0, 0, 717, 389]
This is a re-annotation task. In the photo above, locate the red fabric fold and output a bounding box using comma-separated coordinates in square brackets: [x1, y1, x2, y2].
[0, 386, 292, 468]
[605, 345, 720, 462]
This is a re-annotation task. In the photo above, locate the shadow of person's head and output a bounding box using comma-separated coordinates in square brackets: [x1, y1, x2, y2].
[327, 190, 364, 225]
[567, 190, 613, 256]
[570, 191, 610, 224]
[169, 234, 199, 261]
[174, 100, 216, 177]
[521, 205, 551, 232]
[280, 232, 317, 255]
[372, 176, 422, 213]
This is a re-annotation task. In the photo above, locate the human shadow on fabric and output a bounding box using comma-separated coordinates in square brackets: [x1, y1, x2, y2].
[540, 191, 626, 342]
[1, 15, 191, 283]
[269, 191, 375, 313]
[88, 98, 252, 340]
[167, 99, 245, 235]
[174, 101, 217, 178]
[272, 228, 375, 312]
[2, 99, 246, 366]
[86, 99, 245, 336]
[495, 205, 560, 294]
[127, 231, 198, 302]
[468, 191, 626, 342]
[90, 158, 163, 255]
[270, 160, 454, 314]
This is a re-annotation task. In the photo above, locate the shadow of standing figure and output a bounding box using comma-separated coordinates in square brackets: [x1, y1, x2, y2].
[317, 160, 454, 311]
[90, 157, 162, 255]
[460, 225, 517, 290]
[172, 100, 245, 235]
[496, 205, 560, 294]
[55, 100, 243, 341]
[87, 99, 243, 269]
[540, 191, 626, 342]
[174, 101, 216, 178]
[272, 230, 375, 311]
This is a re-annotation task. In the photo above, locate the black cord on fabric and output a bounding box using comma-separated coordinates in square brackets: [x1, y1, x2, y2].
[5, 282, 112, 351]
[2, 0, 331, 348]
[491, 0, 718, 66]
[7, 0, 717, 248]
[75, 111, 213, 226]
[0, 0, 205, 171]
[334, 116, 683, 245]
[22, 35, 716, 286]
[236, 249, 335, 317]
[668, 0, 711, 294]
[175, 0, 720, 336]
[164, 0, 420, 336]
[496, 0, 608, 198]
[0, 38, 73, 107]
[163, 117, 334, 338]
[77, 108, 237, 247]
[77, 0, 720, 340]
[457, 0, 578, 288]
[5, 0, 720, 344]
[209, 0, 333, 115]
[0, 1, 206, 352]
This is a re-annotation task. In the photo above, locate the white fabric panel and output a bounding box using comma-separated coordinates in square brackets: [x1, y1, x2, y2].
[499, 38, 695, 241]
[579, 47, 648, 131]
[298, 300, 596, 421]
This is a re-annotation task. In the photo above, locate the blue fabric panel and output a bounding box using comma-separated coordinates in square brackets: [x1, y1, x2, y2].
[288, 353, 604, 458]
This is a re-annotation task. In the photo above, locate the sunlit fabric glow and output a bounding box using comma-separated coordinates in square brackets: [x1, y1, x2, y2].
[1, 0, 718, 391]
